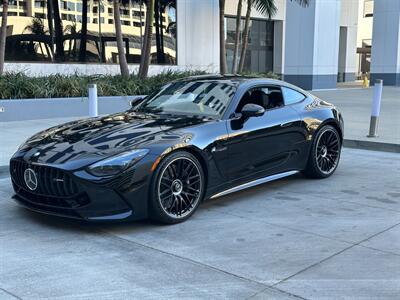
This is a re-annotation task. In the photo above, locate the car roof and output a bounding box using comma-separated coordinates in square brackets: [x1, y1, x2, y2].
[174, 74, 309, 94]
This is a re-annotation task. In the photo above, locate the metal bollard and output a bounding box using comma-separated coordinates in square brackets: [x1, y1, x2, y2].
[88, 83, 98, 117]
[367, 79, 383, 138]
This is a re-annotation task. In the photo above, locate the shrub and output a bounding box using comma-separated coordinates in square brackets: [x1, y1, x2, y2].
[0, 71, 280, 99]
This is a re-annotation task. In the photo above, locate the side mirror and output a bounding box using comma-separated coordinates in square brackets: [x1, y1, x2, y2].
[241, 103, 265, 118]
[130, 96, 145, 108]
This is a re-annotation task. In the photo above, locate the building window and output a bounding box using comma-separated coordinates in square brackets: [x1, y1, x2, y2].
[34, 13, 46, 19]
[34, 1, 46, 8]
[1, 0, 177, 66]
[76, 3, 82, 12]
[225, 16, 274, 73]
[364, 0, 373, 18]
[132, 10, 145, 17]
[62, 1, 76, 12]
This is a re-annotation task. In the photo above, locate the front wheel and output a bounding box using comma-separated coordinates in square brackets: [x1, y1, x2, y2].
[303, 125, 342, 178]
[149, 151, 205, 224]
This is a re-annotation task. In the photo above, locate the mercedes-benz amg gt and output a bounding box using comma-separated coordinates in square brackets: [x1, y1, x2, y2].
[10, 75, 344, 223]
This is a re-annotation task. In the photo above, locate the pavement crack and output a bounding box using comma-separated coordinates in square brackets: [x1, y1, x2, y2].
[0, 287, 23, 300]
[358, 243, 400, 257]
[272, 221, 400, 287]
[94, 227, 308, 300]
[245, 286, 309, 300]
[341, 200, 400, 213]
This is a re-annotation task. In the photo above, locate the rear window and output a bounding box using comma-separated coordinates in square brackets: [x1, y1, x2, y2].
[282, 87, 306, 105]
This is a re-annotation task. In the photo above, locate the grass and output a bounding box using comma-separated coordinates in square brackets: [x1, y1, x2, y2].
[0, 71, 280, 99]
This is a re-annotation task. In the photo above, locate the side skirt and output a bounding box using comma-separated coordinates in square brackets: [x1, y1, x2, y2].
[209, 170, 299, 199]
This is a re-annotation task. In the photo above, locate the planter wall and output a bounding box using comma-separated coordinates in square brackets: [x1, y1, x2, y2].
[0, 96, 143, 122]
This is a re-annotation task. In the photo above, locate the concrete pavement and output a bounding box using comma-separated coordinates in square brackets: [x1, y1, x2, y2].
[1, 148, 399, 299]
[312, 86, 400, 146]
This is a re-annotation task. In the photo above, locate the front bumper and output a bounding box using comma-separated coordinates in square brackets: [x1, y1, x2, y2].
[9, 158, 153, 221]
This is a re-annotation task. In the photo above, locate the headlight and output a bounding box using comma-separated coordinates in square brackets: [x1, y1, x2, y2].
[87, 149, 149, 177]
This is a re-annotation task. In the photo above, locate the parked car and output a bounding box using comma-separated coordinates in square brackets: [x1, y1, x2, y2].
[10, 75, 344, 223]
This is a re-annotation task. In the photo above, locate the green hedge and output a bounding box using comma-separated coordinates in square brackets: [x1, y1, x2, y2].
[0, 71, 279, 99]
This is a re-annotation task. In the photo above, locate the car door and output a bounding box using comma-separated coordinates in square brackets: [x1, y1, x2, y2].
[225, 85, 304, 182]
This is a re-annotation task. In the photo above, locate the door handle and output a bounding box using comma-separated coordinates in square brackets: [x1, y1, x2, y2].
[280, 122, 293, 128]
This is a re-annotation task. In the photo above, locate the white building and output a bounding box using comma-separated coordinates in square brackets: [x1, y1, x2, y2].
[2, 0, 399, 89]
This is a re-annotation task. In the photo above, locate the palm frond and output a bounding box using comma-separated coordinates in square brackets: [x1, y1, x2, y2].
[23, 17, 48, 35]
[251, 0, 277, 18]
[291, 0, 310, 7]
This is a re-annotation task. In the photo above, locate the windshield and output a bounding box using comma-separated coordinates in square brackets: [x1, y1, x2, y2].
[136, 81, 236, 117]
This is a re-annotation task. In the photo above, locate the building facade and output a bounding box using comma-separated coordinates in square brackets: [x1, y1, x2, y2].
[1, 0, 399, 89]
[356, 0, 373, 78]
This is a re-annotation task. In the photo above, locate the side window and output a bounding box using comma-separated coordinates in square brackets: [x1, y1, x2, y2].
[282, 87, 306, 105]
[235, 86, 285, 112]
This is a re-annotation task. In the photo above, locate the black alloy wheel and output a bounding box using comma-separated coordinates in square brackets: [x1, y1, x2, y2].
[304, 125, 341, 178]
[150, 151, 204, 223]
[316, 128, 340, 174]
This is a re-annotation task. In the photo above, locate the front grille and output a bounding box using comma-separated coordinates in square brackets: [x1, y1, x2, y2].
[10, 160, 79, 197]
[13, 182, 89, 209]
[10, 160, 90, 212]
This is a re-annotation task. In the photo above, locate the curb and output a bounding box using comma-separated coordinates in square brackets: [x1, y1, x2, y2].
[0, 140, 398, 177]
[343, 139, 400, 153]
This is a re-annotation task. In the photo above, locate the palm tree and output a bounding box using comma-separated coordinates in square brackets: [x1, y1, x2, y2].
[24, 17, 52, 59]
[139, 0, 155, 79]
[47, 0, 55, 60]
[114, 0, 130, 77]
[154, 0, 174, 64]
[238, 0, 278, 73]
[232, 0, 243, 74]
[219, 0, 227, 74]
[52, 0, 64, 61]
[0, 0, 8, 75]
[238, 0, 253, 72]
[223, 0, 309, 74]
[154, 0, 163, 64]
[64, 20, 78, 58]
[78, 0, 88, 62]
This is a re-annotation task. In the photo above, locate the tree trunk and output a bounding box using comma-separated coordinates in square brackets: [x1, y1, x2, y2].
[39, 42, 45, 58]
[52, 0, 64, 61]
[238, 0, 252, 73]
[44, 43, 52, 59]
[0, 0, 8, 75]
[79, 0, 88, 62]
[47, 0, 55, 60]
[114, 0, 130, 78]
[159, 2, 165, 64]
[219, 0, 227, 74]
[154, 0, 162, 64]
[232, 0, 242, 74]
[139, 0, 155, 79]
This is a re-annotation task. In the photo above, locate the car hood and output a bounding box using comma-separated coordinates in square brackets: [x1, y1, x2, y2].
[17, 111, 211, 168]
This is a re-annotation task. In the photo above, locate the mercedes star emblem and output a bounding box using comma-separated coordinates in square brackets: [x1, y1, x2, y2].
[24, 168, 38, 191]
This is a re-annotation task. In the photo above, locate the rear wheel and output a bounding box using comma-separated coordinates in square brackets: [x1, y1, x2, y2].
[303, 125, 341, 178]
[149, 151, 205, 224]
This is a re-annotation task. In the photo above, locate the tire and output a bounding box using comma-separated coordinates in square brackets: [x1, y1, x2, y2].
[149, 151, 205, 224]
[303, 125, 342, 179]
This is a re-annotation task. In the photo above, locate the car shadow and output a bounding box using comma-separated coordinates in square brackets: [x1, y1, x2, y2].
[14, 172, 308, 233]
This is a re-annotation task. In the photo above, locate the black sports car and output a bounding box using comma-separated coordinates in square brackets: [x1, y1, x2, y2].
[10, 75, 343, 223]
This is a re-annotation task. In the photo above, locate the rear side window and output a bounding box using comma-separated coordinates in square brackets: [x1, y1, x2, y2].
[282, 87, 305, 105]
